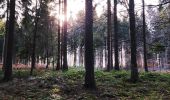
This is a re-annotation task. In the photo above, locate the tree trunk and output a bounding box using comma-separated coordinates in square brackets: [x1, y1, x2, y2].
[114, 0, 119, 70]
[73, 47, 77, 67]
[2, 0, 9, 71]
[129, 0, 139, 82]
[107, 0, 112, 71]
[142, 0, 148, 72]
[46, 49, 49, 69]
[99, 49, 103, 69]
[30, 0, 41, 75]
[79, 45, 84, 66]
[60, 22, 64, 69]
[62, 0, 68, 70]
[84, 0, 96, 89]
[3, 0, 16, 81]
[46, 23, 49, 69]
[105, 38, 107, 68]
[56, 0, 61, 70]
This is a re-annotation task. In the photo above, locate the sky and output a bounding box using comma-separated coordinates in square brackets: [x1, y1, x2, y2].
[0, 0, 159, 23]
[63, 0, 159, 20]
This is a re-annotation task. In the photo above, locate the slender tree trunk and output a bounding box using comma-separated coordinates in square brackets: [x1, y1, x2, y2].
[43, 55, 46, 64]
[80, 45, 83, 66]
[111, 34, 113, 70]
[129, 0, 139, 82]
[3, 0, 16, 81]
[46, 23, 49, 69]
[114, 0, 119, 70]
[46, 49, 49, 69]
[84, 0, 96, 89]
[56, 0, 61, 70]
[50, 21, 55, 70]
[142, 0, 148, 72]
[2, 0, 9, 71]
[73, 47, 77, 67]
[107, 0, 112, 71]
[121, 42, 123, 68]
[30, 0, 40, 75]
[99, 49, 103, 69]
[60, 24, 64, 69]
[36, 56, 39, 64]
[105, 38, 107, 68]
[62, 0, 68, 70]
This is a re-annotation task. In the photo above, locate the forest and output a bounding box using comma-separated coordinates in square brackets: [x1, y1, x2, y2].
[0, 0, 170, 99]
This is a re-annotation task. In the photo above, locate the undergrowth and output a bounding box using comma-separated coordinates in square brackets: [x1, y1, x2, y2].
[0, 68, 170, 99]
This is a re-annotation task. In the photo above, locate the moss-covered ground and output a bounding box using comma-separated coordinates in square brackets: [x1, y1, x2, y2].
[0, 68, 170, 99]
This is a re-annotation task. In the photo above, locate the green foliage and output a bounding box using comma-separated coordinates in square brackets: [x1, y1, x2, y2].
[1, 69, 170, 99]
[151, 42, 166, 53]
[141, 72, 170, 82]
[0, 20, 5, 37]
[62, 68, 84, 80]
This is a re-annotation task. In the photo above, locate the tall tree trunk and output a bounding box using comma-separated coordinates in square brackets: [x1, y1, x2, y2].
[142, 0, 148, 72]
[50, 21, 55, 70]
[56, 0, 61, 70]
[46, 22, 49, 69]
[79, 45, 83, 66]
[60, 22, 64, 69]
[129, 0, 139, 82]
[107, 0, 112, 71]
[30, 0, 40, 75]
[99, 49, 103, 69]
[46, 49, 49, 69]
[2, 0, 9, 71]
[114, 0, 119, 70]
[105, 37, 107, 68]
[3, 0, 16, 81]
[84, 0, 96, 89]
[62, 0, 68, 70]
[73, 47, 77, 67]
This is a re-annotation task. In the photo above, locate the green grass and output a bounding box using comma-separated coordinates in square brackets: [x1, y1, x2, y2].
[0, 69, 170, 99]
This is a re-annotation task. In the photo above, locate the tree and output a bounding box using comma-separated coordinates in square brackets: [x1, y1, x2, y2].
[3, 0, 16, 81]
[62, 0, 68, 70]
[2, 0, 9, 71]
[114, 0, 119, 70]
[19, 0, 33, 65]
[30, 0, 41, 75]
[84, 0, 96, 89]
[56, 0, 61, 70]
[129, 0, 139, 82]
[0, 20, 5, 63]
[107, 0, 113, 71]
[142, 0, 148, 72]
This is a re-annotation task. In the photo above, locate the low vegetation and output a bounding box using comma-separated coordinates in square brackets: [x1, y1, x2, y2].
[0, 69, 170, 99]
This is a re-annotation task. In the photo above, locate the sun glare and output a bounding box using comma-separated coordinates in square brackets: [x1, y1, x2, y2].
[49, 0, 159, 25]
[67, 0, 84, 20]
[49, 0, 85, 25]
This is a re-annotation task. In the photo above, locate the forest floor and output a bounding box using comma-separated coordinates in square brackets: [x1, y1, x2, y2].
[0, 68, 170, 100]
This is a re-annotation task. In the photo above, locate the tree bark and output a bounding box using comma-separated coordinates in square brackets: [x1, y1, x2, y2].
[79, 45, 84, 66]
[2, 0, 9, 71]
[60, 24, 64, 69]
[46, 48, 49, 69]
[56, 0, 61, 70]
[73, 47, 77, 67]
[107, 0, 112, 71]
[30, 0, 41, 75]
[114, 0, 119, 70]
[142, 0, 148, 72]
[84, 0, 96, 89]
[129, 0, 139, 82]
[62, 0, 68, 70]
[3, 0, 16, 81]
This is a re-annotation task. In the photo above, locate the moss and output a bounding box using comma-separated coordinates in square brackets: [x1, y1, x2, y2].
[0, 69, 170, 99]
